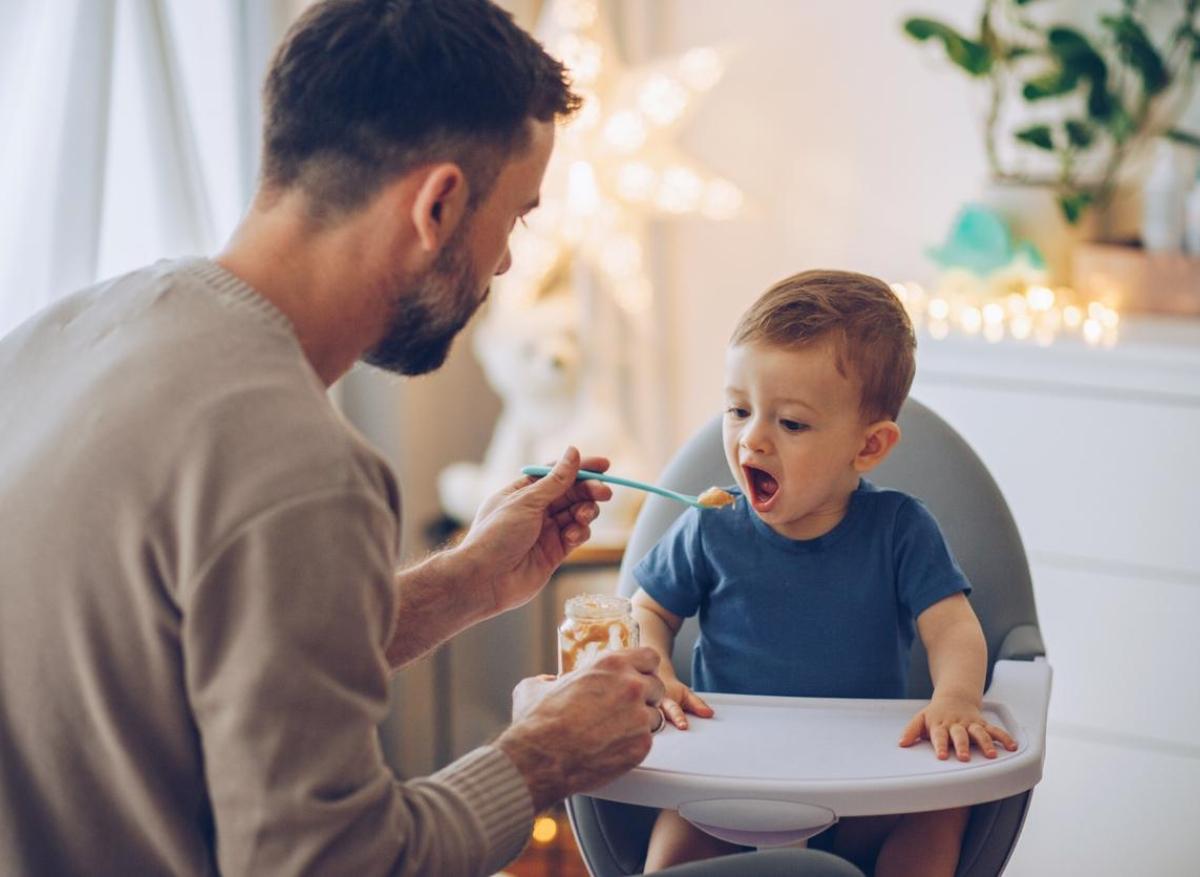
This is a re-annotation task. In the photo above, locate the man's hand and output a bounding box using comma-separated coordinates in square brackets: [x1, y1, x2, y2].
[458, 446, 613, 616]
[497, 648, 665, 811]
[658, 673, 714, 731]
[898, 694, 1018, 761]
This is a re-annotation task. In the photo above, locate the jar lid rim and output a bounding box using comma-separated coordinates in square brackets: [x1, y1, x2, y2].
[564, 593, 632, 619]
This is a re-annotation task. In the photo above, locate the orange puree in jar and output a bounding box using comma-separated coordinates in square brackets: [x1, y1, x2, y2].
[558, 594, 639, 674]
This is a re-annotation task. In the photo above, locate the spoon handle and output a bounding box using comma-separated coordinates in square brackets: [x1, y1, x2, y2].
[520, 465, 696, 508]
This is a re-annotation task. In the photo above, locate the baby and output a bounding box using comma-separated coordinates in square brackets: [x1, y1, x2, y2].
[631, 269, 1016, 876]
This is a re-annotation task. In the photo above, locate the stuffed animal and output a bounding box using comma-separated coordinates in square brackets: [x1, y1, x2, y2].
[438, 279, 645, 547]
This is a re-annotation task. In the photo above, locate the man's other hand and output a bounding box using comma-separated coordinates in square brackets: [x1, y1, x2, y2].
[497, 648, 664, 811]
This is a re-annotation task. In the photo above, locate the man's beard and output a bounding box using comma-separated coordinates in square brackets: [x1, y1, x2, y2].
[362, 223, 483, 376]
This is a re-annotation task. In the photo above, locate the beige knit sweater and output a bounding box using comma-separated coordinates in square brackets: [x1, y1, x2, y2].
[0, 259, 533, 875]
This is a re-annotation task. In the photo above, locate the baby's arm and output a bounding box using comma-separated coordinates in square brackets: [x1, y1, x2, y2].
[631, 588, 714, 729]
[899, 593, 1018, 760]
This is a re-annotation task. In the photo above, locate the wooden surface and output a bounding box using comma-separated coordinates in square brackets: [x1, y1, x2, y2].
[1073, 241, 1200, 316]
[498, 805, 590, 877]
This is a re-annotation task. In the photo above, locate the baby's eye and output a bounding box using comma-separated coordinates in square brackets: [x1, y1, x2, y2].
[725, 406, 749, 419]
[780, 419, 809, 432]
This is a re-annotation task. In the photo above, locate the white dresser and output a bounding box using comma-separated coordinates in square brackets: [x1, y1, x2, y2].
[910, 316, 1200, 876]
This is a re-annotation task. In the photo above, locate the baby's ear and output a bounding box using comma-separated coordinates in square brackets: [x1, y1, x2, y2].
[854, 420, 901, 473]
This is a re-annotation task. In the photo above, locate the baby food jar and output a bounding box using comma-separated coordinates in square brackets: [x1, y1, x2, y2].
[558, 594, 639, 674]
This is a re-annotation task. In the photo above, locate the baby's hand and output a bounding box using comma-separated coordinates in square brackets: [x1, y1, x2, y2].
[659, 676, 714, 730]
[898, 695, 1018, 761]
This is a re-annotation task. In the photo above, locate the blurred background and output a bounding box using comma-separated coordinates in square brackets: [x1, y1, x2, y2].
[2, 1, 1198, 874]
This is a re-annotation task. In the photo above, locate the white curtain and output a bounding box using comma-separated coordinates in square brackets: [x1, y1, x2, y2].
[0, 0, 297, 338]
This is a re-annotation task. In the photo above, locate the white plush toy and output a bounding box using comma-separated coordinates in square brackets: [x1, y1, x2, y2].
[438, 278, 646, 547]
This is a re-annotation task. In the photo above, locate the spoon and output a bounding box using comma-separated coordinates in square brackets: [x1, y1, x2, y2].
[521, 466, 735, 510]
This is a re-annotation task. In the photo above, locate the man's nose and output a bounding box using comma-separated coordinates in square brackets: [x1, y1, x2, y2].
[495, 246, 512, 276]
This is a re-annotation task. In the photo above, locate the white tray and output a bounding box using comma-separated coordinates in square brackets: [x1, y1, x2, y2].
[590, 659, 1051, 846]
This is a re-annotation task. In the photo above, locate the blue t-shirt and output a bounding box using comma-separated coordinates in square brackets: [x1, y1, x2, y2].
[633, 479, 970, 699]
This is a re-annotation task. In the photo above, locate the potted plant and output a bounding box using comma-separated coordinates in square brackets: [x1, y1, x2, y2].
[904, 0, 1200, 229]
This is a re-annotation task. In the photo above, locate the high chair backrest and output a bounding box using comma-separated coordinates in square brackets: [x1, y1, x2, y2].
[615, 397, 1044, 695]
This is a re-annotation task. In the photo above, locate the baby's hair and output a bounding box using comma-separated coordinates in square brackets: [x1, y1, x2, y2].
[730, 269, 916, 421]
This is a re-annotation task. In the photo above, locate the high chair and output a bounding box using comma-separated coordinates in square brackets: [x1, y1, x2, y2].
[566, 398, 1051, 876]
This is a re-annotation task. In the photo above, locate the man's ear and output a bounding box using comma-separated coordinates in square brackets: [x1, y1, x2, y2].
[411, 163, 469, 253]
[853, 419, 901, 473]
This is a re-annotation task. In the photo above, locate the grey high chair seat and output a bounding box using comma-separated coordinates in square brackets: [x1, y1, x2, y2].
[567, 398, 1046, 877]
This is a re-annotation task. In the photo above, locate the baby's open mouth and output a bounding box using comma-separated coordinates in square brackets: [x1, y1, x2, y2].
[743, 465, 780, 509]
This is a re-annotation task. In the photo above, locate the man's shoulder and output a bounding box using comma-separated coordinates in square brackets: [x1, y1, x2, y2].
[73, 261, 397, 518]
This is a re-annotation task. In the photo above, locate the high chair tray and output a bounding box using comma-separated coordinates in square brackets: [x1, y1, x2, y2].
[590, 659, 1050, 846]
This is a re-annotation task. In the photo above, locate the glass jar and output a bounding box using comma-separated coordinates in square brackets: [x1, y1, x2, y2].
[558, 594, 639, 674]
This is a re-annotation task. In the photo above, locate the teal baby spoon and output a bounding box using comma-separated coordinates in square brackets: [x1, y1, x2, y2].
[520, 466, 735, 510]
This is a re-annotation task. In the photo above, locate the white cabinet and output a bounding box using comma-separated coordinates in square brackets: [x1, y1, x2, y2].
[911, 316, 1200, 876]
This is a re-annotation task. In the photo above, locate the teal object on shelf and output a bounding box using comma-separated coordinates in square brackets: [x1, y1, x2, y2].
[926, 204, 1045, 277]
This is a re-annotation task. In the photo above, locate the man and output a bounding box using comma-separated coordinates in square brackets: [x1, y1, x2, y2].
[0, 1, 666, 874]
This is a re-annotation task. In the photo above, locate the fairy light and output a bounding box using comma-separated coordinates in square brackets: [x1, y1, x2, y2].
[678, 47, 724, 91]
[961, 306, 983, 334]
[552, 0, 598, 29]
[566, 160, 600, 216]
[638, 74, 689, 126]
[557, 34, 603, 86]
[1010, 313, 1033, 340]
[604, 111, 647, 153]
[570, 89, 602, 133]
[701, 178, 744, 220]
[891, 279, 1121, 346]
[1026, 285, 1055, 311]
[656, 165, 704, 213]
[531, 815, 559, 844]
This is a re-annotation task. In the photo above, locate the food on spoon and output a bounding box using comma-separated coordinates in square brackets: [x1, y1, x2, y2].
[696, 486, 735, 509]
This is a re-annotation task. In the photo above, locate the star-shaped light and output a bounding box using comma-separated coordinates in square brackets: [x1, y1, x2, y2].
[496, 0, 742, 316]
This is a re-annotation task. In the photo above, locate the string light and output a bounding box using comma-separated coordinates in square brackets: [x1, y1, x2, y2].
[891, 281, 1120, 347]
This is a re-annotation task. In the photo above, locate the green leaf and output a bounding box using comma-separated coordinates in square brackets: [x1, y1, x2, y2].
[1023, 69, 1079, 100]
[1101, 13, 1170, 95]
[1065, 120, 1095, 149]
[1046, 28, 1104, 69]
[1058, 191, 1094, 225]
[1087, 77, 1115, 121]
[1166, 129, 1200, 150]
[1105, 103, 1135, 143]
[1022, 27, 1111, 122]
[903, 18, 993, 76]
[1015, 124, 1055, 150]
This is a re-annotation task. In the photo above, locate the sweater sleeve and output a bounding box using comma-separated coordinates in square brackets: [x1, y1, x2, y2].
[181, 489, 533, 876]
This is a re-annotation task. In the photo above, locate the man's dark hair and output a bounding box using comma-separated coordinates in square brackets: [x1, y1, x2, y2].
[261, 0, 579, 218]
